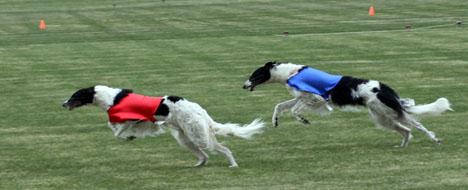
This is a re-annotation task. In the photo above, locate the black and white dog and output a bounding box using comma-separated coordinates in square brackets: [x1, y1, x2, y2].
[63, 85, 264, 167]
[243, 61, 452, 147]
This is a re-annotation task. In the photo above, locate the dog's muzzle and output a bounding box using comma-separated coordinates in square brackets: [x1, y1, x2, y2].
[242, 80, 255, 91]
[62, 102, 71, 110]
[62, 100, 75, 110]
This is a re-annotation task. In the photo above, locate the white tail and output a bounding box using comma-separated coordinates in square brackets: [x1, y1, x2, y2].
[406, 97, 453, 115]
[212, 119, 265, 139]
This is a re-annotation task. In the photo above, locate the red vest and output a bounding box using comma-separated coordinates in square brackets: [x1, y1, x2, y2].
[107, 93, 163, 123]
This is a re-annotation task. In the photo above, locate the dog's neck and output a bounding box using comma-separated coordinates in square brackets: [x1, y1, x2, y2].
[94, 85, 121, 111]
[270, 63, 304, 84]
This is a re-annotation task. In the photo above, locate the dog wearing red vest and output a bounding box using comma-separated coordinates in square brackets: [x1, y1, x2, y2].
[63, 85, 264, 168]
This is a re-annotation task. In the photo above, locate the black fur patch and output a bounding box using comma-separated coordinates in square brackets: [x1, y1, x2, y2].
[264, 61, 277, 68]
[167, 96, 183, 103]
[376, 83, 404, 117]
[155, 99, 169, 117]
[113, 89, 133, 105]
[329, 76, 368, 106]
[247, 61, 278, 89]
[65, 86, 96, 108]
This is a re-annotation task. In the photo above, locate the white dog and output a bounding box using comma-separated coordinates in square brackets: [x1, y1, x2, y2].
[243, 61, 452, 147]
[63, 85, 264, 167]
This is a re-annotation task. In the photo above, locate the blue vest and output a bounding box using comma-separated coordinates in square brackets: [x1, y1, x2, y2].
[287, 67, 343, 99]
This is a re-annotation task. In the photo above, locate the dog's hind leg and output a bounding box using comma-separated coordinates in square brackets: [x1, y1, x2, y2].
[394, 123, 413, 147]
[402, 117, 441, 144]
[368, 109, 412, 147]
[272, 98, 298, 127]
[213, 142, 238, 168]
[170, 129, 209, 167]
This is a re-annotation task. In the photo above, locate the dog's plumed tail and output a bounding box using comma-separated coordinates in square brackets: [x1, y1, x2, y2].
[406, 97, 453, 115]
[212, 119, 265, 139]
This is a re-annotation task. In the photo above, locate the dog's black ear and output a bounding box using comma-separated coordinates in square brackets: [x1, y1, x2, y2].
[264, 61, 277, 69]
[121, 89, 133, 94]
[82, 86, 96, 94]
[80, 86, 96, 97]
[113, 89, 133, 105]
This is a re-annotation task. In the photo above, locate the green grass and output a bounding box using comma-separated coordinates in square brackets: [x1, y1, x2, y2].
[1, 0, 467, 189]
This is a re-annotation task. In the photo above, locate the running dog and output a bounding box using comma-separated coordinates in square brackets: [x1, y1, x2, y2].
[63, 85, 264, 167]
[243, 61, 452, 147]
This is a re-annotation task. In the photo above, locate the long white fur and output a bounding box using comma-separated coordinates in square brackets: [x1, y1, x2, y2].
[212, 119, 264, 139]
[406, 97, 453, 115]
[92, 85, 265, 167]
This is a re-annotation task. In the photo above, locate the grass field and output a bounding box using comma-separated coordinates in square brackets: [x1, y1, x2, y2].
[1, 0, 467, 189]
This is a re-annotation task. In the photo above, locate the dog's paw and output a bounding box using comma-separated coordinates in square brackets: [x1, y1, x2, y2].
[194, 159, 208, 167]
[273, 122, 279, 128]
[394, 145, 405, 148]
[298, 117, 310, 125]
[229, 164, 239, 168]
[272, 118, 279, 127]
[293, 115, 310, 126]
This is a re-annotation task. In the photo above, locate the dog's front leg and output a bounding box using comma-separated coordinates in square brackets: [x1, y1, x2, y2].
[116, 124, 130, 137]
[108, 122, 135, 140]
[273, 98, 299, 127]
[291, 100, 311, 125]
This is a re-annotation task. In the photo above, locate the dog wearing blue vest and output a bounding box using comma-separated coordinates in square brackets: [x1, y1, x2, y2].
[63, 85, 265, 167]
[243, 61, 452, 147]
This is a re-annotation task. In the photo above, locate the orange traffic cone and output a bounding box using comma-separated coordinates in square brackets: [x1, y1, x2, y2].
[39, 19, 47, 30]
[369, 6, 375, 16]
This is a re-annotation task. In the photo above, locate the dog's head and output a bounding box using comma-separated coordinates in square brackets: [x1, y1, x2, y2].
[243, 61, 278, 91]
[62, 86, 96, 110]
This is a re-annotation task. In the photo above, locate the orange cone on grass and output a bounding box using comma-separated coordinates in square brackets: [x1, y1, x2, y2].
[368, 6, 375, 16]
[39, 19, 47, 30]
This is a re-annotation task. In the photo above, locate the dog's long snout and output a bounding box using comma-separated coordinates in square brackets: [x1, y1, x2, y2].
[243, 80, 253, 90]
[62, 100, 72, 110]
